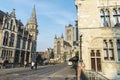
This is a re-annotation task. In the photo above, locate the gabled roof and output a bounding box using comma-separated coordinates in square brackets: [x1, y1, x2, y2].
[0, 10, 5, 21]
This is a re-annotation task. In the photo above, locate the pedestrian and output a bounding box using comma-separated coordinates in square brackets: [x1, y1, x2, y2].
[2, 60, 4, 69]
[35, 61, 37, 70]
[77, 60, 85, 80]
[24, 60, 27, 68]
[31, 61, 35, 70]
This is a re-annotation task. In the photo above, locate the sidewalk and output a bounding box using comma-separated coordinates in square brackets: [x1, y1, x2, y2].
[0, 65, 49, 75]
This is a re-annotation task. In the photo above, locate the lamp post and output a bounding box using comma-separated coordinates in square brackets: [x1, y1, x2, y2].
[79, 35, 82, 61]
[77, 34, 83, 80]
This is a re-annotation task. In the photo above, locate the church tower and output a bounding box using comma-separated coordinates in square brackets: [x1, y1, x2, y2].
[65, 24, 74, 45]
[26, 5, 38, 61]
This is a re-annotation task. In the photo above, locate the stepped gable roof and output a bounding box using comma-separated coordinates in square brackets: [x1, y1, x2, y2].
[0, 10, 6, 21]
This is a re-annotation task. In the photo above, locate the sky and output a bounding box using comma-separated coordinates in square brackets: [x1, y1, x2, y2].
[0, 0, 77, 51]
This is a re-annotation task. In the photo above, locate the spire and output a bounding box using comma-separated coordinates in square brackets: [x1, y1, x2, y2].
[55, 34, 57, 39]
[61, 33, 64, 38]
[10, 9, 16, 18]
[28, 5, 37, 24]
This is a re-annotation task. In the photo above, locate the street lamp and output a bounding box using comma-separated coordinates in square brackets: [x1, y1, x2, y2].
[79, 35, 82, 61]
[77, 35, 85, 80]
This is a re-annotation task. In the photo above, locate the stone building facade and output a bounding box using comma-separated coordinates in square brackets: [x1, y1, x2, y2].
[54, 24, 78, 62]
[0, 6, 38, 66]
[75, 0, 120, 79]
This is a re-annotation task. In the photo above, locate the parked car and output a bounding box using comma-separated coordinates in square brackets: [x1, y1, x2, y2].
[43, 60, 49, 65]
[67, 61, 72, 66]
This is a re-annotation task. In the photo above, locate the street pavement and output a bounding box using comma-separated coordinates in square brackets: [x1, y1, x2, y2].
[0, 63, 76, 80]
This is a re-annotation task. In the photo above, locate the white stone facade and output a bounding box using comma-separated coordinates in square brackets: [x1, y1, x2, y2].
[75, 0, 120, 79]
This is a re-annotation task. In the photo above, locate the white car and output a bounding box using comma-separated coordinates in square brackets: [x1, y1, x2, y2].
[67, 61, 72, 66]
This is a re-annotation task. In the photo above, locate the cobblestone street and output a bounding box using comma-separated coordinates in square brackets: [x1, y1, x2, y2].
[0, 63, 76, 80]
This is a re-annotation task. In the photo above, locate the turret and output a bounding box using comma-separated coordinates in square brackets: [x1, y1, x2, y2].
[10, 9, 16, 18]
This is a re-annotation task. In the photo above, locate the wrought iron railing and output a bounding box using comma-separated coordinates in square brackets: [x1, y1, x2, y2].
[85, 70, 109, 80]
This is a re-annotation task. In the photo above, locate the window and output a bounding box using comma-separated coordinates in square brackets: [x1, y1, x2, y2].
[103, 40, 107, 47]
[10, 20, 13, 30]
[109, 40, 113, 48]
[4, 19, 8, 29]
[104, 49, 108, 60]
[118, 50, 120, 61]
[96, 50, 100, 57]
[109, 49, 114, 60]
[13, 25, 15, 31]
[3, 31, 9, 46]
[91, 50, 95, 56]
[27, 40, 31, 50]
[103, 40, 114, 60]
[117, 40, 120, 48]
[90, 50, 101, 72]
[16, 36, 21, 48]
[100, 9, 110, 27]
[113, 9, 120, 26]
[9, 33, 15, 47]
[117, 39, 120, 61]
[22, 39, 26, 49]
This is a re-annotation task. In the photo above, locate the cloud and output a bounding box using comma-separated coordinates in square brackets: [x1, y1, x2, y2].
[0, 0, 77, 51]
[36, 1, 77, 26]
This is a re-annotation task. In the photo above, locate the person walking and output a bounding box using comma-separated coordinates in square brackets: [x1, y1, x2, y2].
[31, 61, 35, 70]
[35, 61, 37, 70]
[24, 60, 27, 68]
[77, 60, 85, 80]
[2, 60, 4, 69]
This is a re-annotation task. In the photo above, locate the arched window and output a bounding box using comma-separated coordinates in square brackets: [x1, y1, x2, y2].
[109, 40, 113, 48]
[9, 33, 15, 47]
[10, 20, 13, 30]
[13, 25, 15, 31]
[4, 19, 7, 29]
[22, 39, 26, 49]
[3, 31, 9, 46]
[96, 50, 100, 57]
[103, 40, 107, 47]
[16, 36, 21, 48]
[90, 50, 95, 56]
